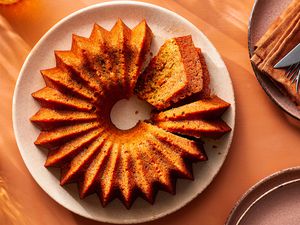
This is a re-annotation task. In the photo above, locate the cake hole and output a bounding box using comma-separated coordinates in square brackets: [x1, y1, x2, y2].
[110, 95, 153, 130]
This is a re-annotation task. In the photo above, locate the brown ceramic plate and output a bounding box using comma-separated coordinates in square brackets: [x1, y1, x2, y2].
[225, 167, 300, 225]
[248, 0, 300, 121]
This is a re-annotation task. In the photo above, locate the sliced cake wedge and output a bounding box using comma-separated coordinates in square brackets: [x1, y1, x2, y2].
[155, 119, 231, 138]
[135, 35, 203, 109]
[152, 95, 230, 121]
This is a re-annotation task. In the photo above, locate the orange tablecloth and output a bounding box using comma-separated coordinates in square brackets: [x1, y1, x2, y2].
[1, 1, 300, 224]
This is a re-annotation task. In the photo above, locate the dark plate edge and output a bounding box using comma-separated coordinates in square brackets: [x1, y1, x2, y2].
[247, 0, 300, 121]
[224, 166, 300, 225]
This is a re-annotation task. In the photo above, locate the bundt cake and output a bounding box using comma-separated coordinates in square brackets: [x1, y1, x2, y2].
[135, 35, 204, 110]
[30, 19, 230, 208]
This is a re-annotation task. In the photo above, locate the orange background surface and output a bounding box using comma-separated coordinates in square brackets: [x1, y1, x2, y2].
[1, 0, 300, 225]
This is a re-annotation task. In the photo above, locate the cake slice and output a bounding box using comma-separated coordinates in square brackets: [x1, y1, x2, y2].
[197, 48, 211, 99]
[135, 35, 203, 109]
[155, 119, 231, 138]
[32, 87, 94, 111]
[30, 108, 98, 130]
[152, 96, 230, 122]
[166, 47, 211, 107]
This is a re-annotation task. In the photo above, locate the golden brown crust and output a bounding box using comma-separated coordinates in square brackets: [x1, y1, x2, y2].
[127, 20, 153, 94]
[30, 108, 98, 130]
[109, 19, 132, 94]
[32, 87, 94, 111]
[41, 68, 97, 102]
[34, 121, 100, 148]
[45, 129, 103, 167]
[152, 95, 231, 139]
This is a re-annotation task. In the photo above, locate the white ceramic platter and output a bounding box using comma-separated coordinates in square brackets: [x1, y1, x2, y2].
[13, 1, 235, 224]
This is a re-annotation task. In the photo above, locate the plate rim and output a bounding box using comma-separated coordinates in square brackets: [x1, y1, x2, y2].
[225, 166, 300, 225]
[12, 1, 236, 223]
[248, 0, 300, 121]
